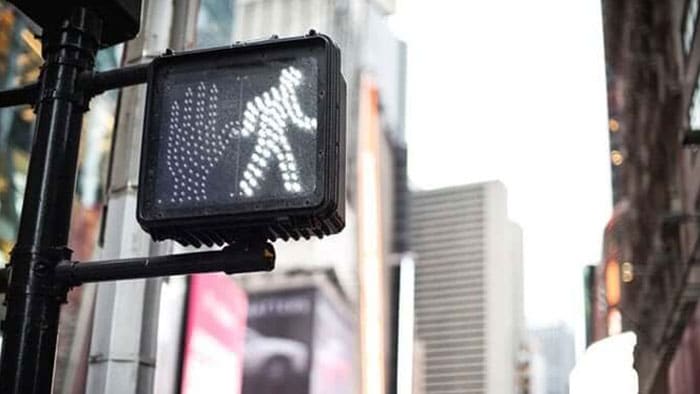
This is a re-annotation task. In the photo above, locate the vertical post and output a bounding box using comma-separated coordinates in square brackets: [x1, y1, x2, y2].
[0, 8, 101, 394]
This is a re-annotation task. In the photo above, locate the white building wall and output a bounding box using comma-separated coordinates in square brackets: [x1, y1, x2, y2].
[411, 181, 522, 394]
[484, 181, 517, 394]
[510, 223, 525, 352]
[531, 352, 548, 394]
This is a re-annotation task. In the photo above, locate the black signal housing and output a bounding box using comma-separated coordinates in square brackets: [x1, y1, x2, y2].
[137, 34, 346, 247]
[9, 0, 141, 46]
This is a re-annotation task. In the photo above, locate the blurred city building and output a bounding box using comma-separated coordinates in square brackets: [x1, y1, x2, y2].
[410, 182, 524, 394]
[412, 339, 426, 394]
[599, 1, 700, 393]
[517, 345, 547, 394]
[389, 254, 417, 394]
[0, 0, 409, 393]
[529, 352, 547, 394]
[528, 323, 575, 394]
[238, 271, 355, 394]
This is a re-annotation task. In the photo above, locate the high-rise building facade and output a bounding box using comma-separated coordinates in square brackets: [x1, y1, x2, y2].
[601, 1, 700, 392]
[528, 323, 576, 394]
[410, 182, 523, 394]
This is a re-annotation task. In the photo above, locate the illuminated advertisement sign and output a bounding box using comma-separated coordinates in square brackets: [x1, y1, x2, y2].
[242, 286, 354, 394]
[181, 274, 248, 394]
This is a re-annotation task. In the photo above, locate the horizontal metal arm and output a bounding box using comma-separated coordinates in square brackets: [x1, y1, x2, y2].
[0, 266, 6, 294]
[54, 242, 275, 286]
[82, 62, 150, 96]
[0, 83, 39, 107]
[0, 61, 151, 108]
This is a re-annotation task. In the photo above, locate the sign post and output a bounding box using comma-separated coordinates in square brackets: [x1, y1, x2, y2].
[0, 8, 104, 393]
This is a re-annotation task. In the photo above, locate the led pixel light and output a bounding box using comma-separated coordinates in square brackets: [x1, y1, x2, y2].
[138, 34, 346, 246]
[235, 66, 317, 198]
[151, 58, 319, 211]
[161, 66, 317, 204]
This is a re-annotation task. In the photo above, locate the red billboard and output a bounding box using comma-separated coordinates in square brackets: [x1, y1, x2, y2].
[181, 274, 248, 394]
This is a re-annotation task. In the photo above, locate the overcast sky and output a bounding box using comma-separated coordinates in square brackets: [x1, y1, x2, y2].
[390, 0, 612, 350]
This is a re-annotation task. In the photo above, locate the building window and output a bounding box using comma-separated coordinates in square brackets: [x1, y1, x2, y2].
[689, 77, 700, 131]
[688, 77, 700, 164]
[196, 0, 235, 48]
[684, 0, 699, 54]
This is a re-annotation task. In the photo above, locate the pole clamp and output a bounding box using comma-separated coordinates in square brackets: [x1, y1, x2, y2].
[7, 246, 73, 301]
[39, 88, 88, 109]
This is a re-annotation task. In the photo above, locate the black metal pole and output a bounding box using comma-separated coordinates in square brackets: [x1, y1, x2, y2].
[0, 8, 102, 394]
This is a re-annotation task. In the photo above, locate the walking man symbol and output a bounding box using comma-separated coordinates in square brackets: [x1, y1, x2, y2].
[164, 65, 317, 204]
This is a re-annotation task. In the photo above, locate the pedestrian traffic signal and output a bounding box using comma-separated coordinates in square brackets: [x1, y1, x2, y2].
[137, 34, 346, 247]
